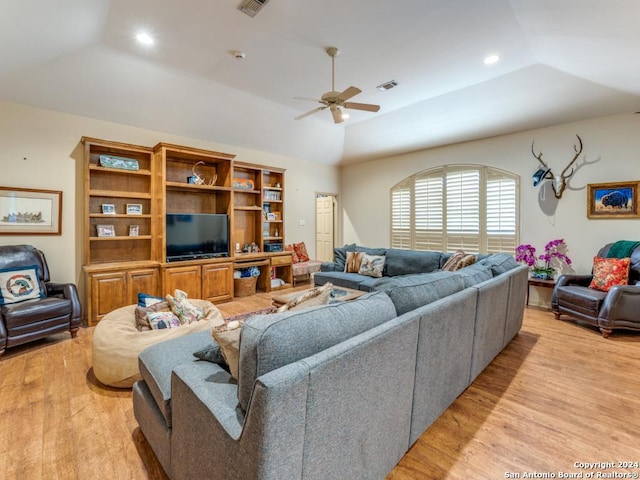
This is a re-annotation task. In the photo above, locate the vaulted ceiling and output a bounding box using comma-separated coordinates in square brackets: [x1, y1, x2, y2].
[1, 0, 639, 165]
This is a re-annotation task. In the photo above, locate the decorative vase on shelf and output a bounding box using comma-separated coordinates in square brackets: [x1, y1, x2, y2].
[531, 268, 554, 280]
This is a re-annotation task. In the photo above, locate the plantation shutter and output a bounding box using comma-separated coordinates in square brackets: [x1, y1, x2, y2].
[391, 180, 411, 249]
[390, 165, 519, 254]
[414, 173, 444, 251]
[445, 169, 480, 253]
[486, 170, 517, 253]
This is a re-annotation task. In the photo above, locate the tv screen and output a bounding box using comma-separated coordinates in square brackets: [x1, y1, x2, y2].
[166, 213, 229, 261]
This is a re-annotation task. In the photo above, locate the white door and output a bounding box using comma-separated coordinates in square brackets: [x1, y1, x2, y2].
[316, 194, 336, 262]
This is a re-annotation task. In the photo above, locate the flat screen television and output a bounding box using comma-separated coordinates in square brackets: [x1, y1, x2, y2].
[166, 213, 229, 262]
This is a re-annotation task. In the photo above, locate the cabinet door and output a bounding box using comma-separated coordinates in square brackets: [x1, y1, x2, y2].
[202, 262, 233, 303]
[163, 265, 201, 299]
[127, 268, 160, 304]
[89, 272, 128, 326]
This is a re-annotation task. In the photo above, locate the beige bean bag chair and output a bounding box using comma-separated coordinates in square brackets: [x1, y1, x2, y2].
[92, 300, 224, 388]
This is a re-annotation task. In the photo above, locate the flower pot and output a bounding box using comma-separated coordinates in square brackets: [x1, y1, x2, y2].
[531, 270, 554, 280]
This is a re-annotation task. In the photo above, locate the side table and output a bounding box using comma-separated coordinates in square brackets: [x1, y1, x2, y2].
[526, 278, 555, 306]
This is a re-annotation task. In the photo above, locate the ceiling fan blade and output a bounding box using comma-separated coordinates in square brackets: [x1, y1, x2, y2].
[294, 105, 327, 120]
[330, 105, 344, 124]
[336, 86, 361, 102]
[343, 102, 381, 113]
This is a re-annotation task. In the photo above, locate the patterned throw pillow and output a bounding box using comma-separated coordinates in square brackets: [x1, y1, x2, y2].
[358, 254, 386, 278]
[589, 256, 630, 292]
[285, 244, 300, 263]
[293, 242, 310, 262]
[455, 254, 477, 271]
[166, 289, 205, 324]
[441, 250, 466, 271]
[135, 301, 172, 331]
[344, 251, 364, 273]
[0, 265, 45, 305]
[148, 311, 182, 329]
[211, 320, 244, 379]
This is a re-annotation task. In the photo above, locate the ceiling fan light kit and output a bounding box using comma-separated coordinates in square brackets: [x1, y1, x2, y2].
[294, 46, 381, 124]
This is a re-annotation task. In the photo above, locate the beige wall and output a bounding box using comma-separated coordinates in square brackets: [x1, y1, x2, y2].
[0, 101, 339, 294]
[341, 112, 640, 304]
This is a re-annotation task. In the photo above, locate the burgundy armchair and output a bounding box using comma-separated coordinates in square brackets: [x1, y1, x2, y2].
[0, 244, 82, 354]
[551, 242, 640, 337]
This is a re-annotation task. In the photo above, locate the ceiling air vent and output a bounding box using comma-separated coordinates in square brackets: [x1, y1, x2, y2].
[237, 0, 270, 18]
[377, 80, 398, 91]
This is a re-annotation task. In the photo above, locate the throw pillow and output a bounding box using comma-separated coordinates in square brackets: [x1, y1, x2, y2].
[166, 289, 205, 324]
[589, 256, 630, 292]
[137, 292, 164, 307]
[211, 320, 244, 379]
[441, 250, 466, 271]
[333, 243, 356, 272]
[285, 244, 300, 263]
[454, 254, 477, 271]
[276, 282, 333, 313]
[193, 343, 227, 365]
[148, 311, 182, 329]
[358, 254, 386, 278]
[293, 242, 310, 263]
[0, 265, 45, 305]
[135, 300, 172, 331]
[344, 251, 365, 273]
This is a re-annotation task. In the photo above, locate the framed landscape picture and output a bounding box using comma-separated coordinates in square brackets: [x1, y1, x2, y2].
[587, 181, 639, 219]
[0, 187, 62, 235]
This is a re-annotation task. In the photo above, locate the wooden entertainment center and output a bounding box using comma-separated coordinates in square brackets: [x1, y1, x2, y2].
[82, 137, 292, 326]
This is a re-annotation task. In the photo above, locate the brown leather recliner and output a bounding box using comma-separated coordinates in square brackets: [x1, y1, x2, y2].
[551, 242, 640, 337]
[0, 244, 82, 354]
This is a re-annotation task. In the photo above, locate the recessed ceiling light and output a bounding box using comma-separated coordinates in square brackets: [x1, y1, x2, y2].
[136, 32, 154, 46]
[484, 54, 500, 65]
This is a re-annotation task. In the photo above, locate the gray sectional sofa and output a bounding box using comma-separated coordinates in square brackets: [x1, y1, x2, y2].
[132, 250, 527, 480]
[314, 244, 489, 291]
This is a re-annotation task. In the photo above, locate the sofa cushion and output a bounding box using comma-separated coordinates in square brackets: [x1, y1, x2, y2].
[237, 290, 397, 412]
[454, 263, 493, 287]
[384, 249, 443, 276]
[211, 320, 244, 379]
[372, 271, 465, 316]
[354, 246, 388, 256]
[293, 242, 310, 262]
[314, 271, 365, 290]
[1, 296, 71, 329]
[333, 243, 356, 272]
[478, 253, 519, 275]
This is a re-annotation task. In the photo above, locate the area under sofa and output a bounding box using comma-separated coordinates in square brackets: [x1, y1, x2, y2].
[132, 251, 527, 480]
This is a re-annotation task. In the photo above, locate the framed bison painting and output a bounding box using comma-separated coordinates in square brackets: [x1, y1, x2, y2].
[587, 181, 639, 219]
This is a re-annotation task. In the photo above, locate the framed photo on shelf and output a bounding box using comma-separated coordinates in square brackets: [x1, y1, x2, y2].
[101, 204, 116, 215]
[587, 181, 639, 219]
[0, 186, 62, 235]
[129, 225, 139, 237]
[126, 203, 143, 215]
[97, 224, 115, 237]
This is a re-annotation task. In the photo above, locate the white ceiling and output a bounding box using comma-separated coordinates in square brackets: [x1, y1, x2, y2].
[1, 0, 639, 165]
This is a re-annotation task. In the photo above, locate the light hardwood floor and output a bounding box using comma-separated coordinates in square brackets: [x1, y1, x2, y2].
[1, 293, 639, 480]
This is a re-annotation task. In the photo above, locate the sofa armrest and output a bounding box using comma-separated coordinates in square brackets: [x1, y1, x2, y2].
[599, 285, 640, 323]
[46, 282, 82, 328]
[320, 262, 336, 272]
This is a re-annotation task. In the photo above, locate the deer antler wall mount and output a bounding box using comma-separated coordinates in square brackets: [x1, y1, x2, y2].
[531, 134, 583, 199]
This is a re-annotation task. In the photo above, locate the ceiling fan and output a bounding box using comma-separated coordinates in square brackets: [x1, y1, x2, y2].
[294, 47, 380, 124]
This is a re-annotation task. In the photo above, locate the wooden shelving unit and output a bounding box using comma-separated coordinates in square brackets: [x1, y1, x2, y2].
[82, 138, 293, 325]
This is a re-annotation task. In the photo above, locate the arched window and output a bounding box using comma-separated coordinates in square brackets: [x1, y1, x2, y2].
[390, 165, 519, 253]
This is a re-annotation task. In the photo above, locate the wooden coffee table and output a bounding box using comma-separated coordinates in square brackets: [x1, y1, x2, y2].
[272, 286, 366, 308]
